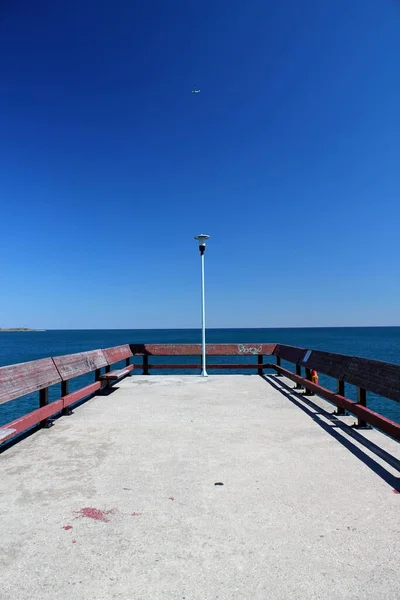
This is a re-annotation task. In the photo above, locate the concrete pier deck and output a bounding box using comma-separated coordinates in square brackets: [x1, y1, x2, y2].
[1, 375, 399, 600]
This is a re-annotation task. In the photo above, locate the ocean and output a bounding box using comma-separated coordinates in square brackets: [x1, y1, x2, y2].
[1, 327, 400, 427]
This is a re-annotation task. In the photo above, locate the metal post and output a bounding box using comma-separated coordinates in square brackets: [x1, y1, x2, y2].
[257, 354, 263, 376]
[335, 380, 346, 416]
[276, 356, 282, 376]
[200, 248, 207, 377]
[39, 387, 50, 428]
[143, 354, 149, 375]
[194, 234, 210, 377]
[295, 364, 302, 389]
[355, 387, 370, 429]
[304, 368, 313, 395]
[61, 380, 72, 416]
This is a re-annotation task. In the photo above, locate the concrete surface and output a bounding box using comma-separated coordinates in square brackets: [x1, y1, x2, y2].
[0, 374, 399, 600]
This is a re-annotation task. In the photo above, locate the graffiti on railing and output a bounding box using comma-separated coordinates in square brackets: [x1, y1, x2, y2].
[237, 344, 263, 355]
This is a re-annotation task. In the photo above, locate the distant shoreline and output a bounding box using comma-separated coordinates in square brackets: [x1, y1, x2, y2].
[0, 328, 46, 332]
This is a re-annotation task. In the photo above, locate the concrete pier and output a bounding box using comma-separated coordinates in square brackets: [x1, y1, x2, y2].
[1, 375, 399, 599]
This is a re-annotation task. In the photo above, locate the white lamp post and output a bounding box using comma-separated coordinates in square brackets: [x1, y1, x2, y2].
[194, 234, 210, 377]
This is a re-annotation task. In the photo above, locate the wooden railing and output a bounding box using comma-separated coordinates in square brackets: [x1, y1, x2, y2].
[1, 342, 400, 446]
[130, 343, 277, 374]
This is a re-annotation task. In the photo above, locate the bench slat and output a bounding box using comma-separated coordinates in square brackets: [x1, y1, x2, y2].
[274, 345, 306, 364]
[0, 358, 61, 406]
[100, 365, 134, 381]
[103, 345, 133, 365]
[302, 350, 352, 380]
[53, 350, 107, 380]
[0, 427, 17, 443]
[130, 344, 276, 356]
[344, 357, 400, 402]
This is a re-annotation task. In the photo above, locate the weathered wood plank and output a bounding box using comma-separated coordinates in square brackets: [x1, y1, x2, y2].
[0, 398, 64, 442]
[53, 350, 107, 381]
[130, 344, 276, 356]
[273, 345, 306, 364]
[103, 345, 133, 365]
[141, 363, 275, 370]
[0, 358, 61, 405]
[345, 357, 400, 403]
[100, 365, 134, 381]
[302, 350, 352, 380]
[63, 382, 101, 407]
[0, 427, 17, 443]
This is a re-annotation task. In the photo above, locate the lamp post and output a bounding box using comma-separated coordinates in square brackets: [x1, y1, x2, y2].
[194, 234, 210, 377]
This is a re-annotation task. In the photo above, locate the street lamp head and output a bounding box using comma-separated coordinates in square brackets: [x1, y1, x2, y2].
[194, 234, 210, 246]
[194, 234, 210, 255]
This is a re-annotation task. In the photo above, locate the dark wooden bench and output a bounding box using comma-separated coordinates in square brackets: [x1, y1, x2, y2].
[130, 343, 277, 374]
[270, 345, 400, 439]
[301, 349, 353, 402]
[302, 350, 352, 380]
[100, 345, 134, 385]
[273, 344, 307, 364]
[344, 356, 400, 403]
[273, 344, 307, 384]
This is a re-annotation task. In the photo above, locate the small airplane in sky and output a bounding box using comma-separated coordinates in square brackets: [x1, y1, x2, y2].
[192, 88, 201, 94]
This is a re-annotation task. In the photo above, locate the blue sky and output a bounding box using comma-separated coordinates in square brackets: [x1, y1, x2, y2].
[0, 0, 399, 328]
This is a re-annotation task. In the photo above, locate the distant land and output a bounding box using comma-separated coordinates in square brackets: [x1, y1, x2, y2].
[0, 328, 46, 332]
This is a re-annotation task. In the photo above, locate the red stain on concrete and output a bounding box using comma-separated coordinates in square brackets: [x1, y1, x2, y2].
[168, 497, 175, 501]
[72, 539, 77, 544]
[75, 507, 114, 522]
[62, 525, 73, 530]
[123, 487, 131, 491]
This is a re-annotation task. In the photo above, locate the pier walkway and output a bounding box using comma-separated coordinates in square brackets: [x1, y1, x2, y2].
[1, 375, 399, 600]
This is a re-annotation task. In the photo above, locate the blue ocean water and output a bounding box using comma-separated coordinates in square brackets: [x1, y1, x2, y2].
[1, 327, 400, 427]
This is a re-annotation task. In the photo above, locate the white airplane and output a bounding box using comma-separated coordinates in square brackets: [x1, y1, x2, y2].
[192, 88, 201, 94]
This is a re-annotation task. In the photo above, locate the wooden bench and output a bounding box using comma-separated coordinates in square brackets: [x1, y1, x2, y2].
[272, 344, 307, 384]
[301, 350, 352, 380]
[0, 346, 133, 445]
[53, 349, 108, 411]
[344, 356, 400, 425]
[273, 344, 307, 364]
[270, 345, 400, 438]
[100, 345, 134, 385]
[0, 358, 62, 444]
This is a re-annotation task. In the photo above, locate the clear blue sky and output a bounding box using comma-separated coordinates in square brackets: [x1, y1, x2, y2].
[0, 0, 399, 328]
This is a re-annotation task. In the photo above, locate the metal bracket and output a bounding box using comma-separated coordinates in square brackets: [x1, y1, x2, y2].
[333, 409, 347, 416]
[351, 422, 372, 430]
